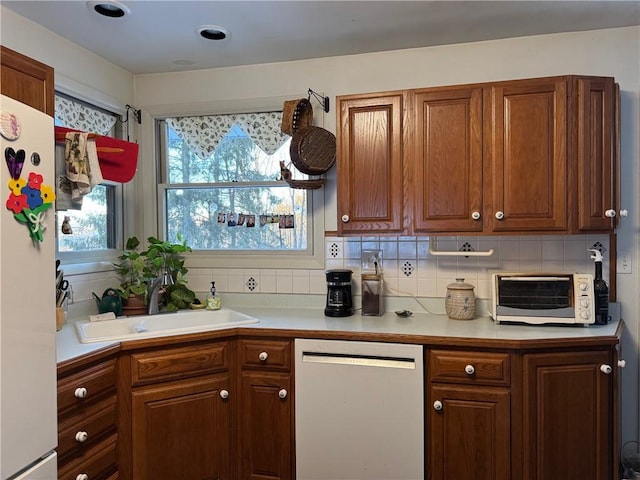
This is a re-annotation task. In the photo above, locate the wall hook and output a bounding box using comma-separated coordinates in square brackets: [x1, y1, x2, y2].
[308, 88, 330, 113]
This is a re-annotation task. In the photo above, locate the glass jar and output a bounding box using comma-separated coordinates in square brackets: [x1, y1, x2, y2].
[445, 278, 476, 320]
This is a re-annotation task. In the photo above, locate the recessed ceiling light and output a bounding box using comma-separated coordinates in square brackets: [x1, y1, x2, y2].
[87, 1, 130, 18]
[196, 25, 230, 41]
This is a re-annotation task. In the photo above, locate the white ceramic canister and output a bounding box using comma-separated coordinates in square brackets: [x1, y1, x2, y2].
[445, 278, 476, 320]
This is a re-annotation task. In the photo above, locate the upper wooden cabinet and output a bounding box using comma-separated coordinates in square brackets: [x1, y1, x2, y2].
[1, 45, 54, 116]
[336, 92, 406, 235]
[336, 75, 620, 236]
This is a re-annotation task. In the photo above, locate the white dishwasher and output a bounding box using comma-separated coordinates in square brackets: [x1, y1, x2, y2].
[295, 339, 424, 480]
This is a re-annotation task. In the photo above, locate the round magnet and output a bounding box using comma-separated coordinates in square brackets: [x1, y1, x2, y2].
[30, 152, 41, 166]
[0, 111, 22, 141]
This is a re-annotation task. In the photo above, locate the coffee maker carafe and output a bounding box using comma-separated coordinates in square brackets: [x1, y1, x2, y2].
[324, 269, 354, 317]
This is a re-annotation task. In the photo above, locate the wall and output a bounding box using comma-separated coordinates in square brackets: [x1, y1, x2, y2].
[2, 9, 638, 446]
[134, 25, 640, 446]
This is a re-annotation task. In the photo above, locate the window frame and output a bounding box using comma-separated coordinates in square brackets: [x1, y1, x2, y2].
[152, 97, 325, 270]
[53, 91, 125, 267]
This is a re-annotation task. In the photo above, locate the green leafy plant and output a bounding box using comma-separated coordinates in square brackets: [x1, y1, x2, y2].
[113, 234, 196, 311]
[113, 236, 151, 299]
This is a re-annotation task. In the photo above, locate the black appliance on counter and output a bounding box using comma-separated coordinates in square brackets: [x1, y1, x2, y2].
[324, 269, 354, 317]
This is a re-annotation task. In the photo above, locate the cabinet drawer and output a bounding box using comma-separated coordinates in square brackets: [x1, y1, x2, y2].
[58, 395, 117, 462]
[131, 342, 229, 386]
[239, 338, 292, 371]
[429, 350, 511, 386]
[58, 433, 117, 480]
[58, 358, 117, 414]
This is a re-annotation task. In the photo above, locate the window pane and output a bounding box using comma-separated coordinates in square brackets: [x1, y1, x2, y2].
[165, 186, 307, 250]
[168, 124, 293, 183]
[57, 185, 113, 251]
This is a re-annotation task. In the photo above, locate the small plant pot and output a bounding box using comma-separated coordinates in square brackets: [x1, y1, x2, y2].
[122, 294, 147, 316]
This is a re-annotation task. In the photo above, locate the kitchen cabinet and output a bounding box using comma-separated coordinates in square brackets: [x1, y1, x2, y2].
[0, 45, 54, 116]
[119, 340, 234, 480]
[337, 74, 619, 235]
[57, 347, 119, 480]
[336, 92, 406, 235]
[427, 349, 511, 480]
[522, 349, 617, 480]
[238, 338, 294, 480]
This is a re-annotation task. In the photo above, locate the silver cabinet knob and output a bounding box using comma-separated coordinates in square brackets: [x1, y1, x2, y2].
[433, 400, 443, 411]
[258, 351, 268, 361]
[471, 211, 481, 220]
[75, 431, 88, 443]
[495, 211, 505, 220]
[76, 474, 89, 480]
[605, 209, 617, 218]
[600, 364, 613, 374]
[464, 364, 475, 375]
[341, 214, 350, 223]
[219, 389, 229, 399]
[618, 359, 626, 368]
[278, 389, 288, 399]
[74, 387, 88, 399]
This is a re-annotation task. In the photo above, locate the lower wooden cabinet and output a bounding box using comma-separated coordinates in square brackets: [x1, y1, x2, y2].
[238, 338, 294, 480]
[239, 371, 293, 479]
[57, 347, 119, 480]
[522, 349, 616, 480]
[131, 374, 232, 479]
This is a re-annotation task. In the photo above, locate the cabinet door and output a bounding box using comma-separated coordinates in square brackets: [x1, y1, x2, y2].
[239, 371, 292, 480]
[429, 384, 510, 480]
[336, 92, 405, 235]
[522, 350, 613, 480]
[413, 87, 484, 233]
[0, 46, 54, 116]
[576, 77, 616, 231]
[486, 78, 568, 232]
[131, 375, 232, 480]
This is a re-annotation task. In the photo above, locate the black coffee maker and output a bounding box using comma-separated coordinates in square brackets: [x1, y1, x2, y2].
[324, 269, 354, 317]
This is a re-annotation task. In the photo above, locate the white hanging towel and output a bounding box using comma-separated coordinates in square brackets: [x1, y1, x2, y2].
[62, 132, 104, 207]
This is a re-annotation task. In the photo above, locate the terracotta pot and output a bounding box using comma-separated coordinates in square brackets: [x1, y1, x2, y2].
[122, 294, 147, 316]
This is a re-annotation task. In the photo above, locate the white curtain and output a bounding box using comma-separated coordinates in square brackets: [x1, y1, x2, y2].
[166, 111, 288, 160]
[54, 96, 117, 135]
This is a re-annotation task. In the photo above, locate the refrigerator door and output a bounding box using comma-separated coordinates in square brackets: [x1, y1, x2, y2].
[11, 452, 56, 480]
[0, 95, 57, 479]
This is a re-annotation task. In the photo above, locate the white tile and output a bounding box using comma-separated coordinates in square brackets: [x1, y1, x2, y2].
[498, 239, 520, 260]
[519, 239, 542, 260]
[326, 239, 344, 259]
[344, 240, 362, 259]
[563, 237, 589, 260]
[259, 275, 277, 293]
[417, 277, 437, 297]
[276, 275, 293, 293]
[227, 275, 245, 292]
[541, 239, 564, 260]
[417, 259, 437, 278]
[397, 276, 418, 296]
[417, 239, 430, 258]
[379, 241, 398, 260]
[325, 259, 344, 270]
[292, 275, 310, 294]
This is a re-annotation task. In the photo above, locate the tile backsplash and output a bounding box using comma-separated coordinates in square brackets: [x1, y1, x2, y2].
[66, 234, 610, 304]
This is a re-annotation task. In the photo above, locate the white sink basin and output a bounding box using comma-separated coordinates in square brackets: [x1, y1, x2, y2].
[75, 308, 259, 343]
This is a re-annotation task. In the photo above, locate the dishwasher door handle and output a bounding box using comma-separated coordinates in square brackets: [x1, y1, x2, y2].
[301, 352, 416, 369]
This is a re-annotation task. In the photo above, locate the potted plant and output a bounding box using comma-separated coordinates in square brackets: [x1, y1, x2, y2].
[145, 234, 195, 311]
[113, 234, 196, 314]
[113, 236, 152, 315]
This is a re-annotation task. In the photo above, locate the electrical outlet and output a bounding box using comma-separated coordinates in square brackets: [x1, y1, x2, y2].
[618, 254, 632, 274]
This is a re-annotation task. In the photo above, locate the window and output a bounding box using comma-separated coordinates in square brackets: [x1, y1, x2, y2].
[157, 109, 323, 267]
[54, 93, 122, 259]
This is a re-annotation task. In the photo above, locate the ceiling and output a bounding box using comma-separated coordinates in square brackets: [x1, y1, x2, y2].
[3, 1, 639, 75]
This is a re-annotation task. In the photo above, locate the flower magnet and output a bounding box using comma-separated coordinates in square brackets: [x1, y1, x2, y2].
[5, 170, 56, 243]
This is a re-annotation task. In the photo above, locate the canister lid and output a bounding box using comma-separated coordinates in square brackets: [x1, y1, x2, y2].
[361, 273, 382, 281]
[446, 278, 475, 290]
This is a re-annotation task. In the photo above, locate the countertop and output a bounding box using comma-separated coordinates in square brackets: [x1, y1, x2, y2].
[57, 295, 622, 364]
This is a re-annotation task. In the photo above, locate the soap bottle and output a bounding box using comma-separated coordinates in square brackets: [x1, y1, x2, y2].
[206, 281, 221, 310]
[588, 249, 609, 324]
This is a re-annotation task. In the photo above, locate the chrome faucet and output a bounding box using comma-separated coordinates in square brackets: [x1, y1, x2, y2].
[147, 277, 163, 315]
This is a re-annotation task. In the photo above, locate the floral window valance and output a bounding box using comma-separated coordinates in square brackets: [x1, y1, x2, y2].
[54, 95, 117, 135]
[166, 111, 289, 160]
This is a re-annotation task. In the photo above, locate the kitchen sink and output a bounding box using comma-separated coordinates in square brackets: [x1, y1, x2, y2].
[75, 308, 260, 343]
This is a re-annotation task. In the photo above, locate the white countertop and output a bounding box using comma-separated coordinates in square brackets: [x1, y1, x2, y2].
[57, 295, 622, 364]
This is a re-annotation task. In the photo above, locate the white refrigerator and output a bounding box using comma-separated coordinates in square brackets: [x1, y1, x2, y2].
[0, 95, 57, 479]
